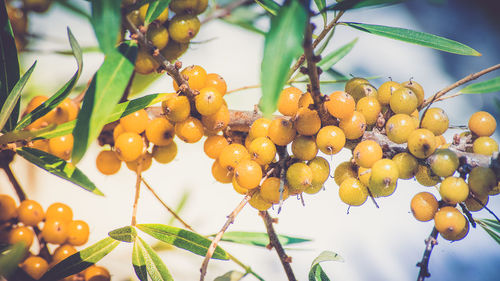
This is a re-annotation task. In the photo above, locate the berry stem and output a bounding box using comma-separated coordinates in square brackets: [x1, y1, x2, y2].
[416, 227, 439, 281]
[131, 160, 143, 226]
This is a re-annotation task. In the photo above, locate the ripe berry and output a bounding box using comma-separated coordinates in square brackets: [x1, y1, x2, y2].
[147, 24, 169, 50]
[298, 92, 314, 108]
[204, 135, 229, 159]
[170, 0, 208, 14]
[369, 159, 399, 197]
[126, 152, 153, 172]
[120, 109, 150, 134]
[415, 165, 441, 187]
[21, 256, 49, 280]
[139, 4, 169, 24]
[52, 244, 77, 265]
[286, 162, 313, 195]
[161, 40, 189, 62]
[48, 134, 74, 160]
[339, 178, 368, 206]
[46, 202, 73, 222]
[339, 111, 366, 140]
[472, 137, 499, 155]
[249, 118, 271, 138]
[385, 114, 416, 144]
[268, 118, 296, 146]
[67, 220, 89, 246]
[468, 111, 496, 137]
[205, 73, 227, 96]
[439, 176, 469, 204]
[350, 83, 377, 102]
[429, 149, 459, 177]
[218, 143, 250, 170]
[291, 135, 318, 161]
[468, 167, 496, 196]
[32, 139, 49, 152]
[234, 160, 262, 189]
[356, 96, 381, 125]
[377, 81, 401, 106]
[134, 49, 159, 75]
[434, 206, 466, 239]
[306, 157, 330, 193]
[278, 87, 302, 116]
[152, 142, 178, 164]
[96, 150, 122, 175]
[51, 98, 79, 124]
[357, 167, 371, 186]
[392, 152, 418, 179]
[17, 200, 44, 226]
[175, 116, 204, 143]
[201, 104, 230, 132]
[232, 177, 248, 195]
[410, 192, 438, 222]
[248, 192, 272, 211]
[42, 219, 68, 244]
[344, 77, 369, 95]
[162, 95, 191, 123]
[114, 132, 144, 162]
[211, 160, 233, 183]
[353, 140, 383, 168]
[168, 14, 200, 43]
[145, 118, 175, 146]
[464, 193, 488, 212]
[316, 125, 345, 154]
[389, 87, 418, 115]
[441, 220, 469, 241]
[294, 107, 321, 136]
[173, 65, 207, 91]
[0, 194, 17, 221]
[333, 161, 357, 186]
[248, 137, 276, 166]
[195, 87, 224, 116]
[260, 177, 289, 203]
[113, 123, 125, 141]
[401, 80, 425, 106]
[324, 91, 355, 119]
[84, 265, 111, 281]
[407, 129, 436, 159]
[421, 108, 449, 136]
[9, 226, 35, 248]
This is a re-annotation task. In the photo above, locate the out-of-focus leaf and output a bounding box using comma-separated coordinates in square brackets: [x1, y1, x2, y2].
[478, 219, 500, 233]
[90, 0, 121, 54]
[477, 219, 500, 245]
[461, 77, 500, 94]
[167, 190, 190, 225]
[326, 0, 404, 10]
[109, 226, 138, 243]
[137, 224, 229, 260]
[0, 2, 20, 132]
[314, 0, 327, 25]
[144, 0, 171, 26]
[342, 22, 481, 56]
[318, 38, 358, 71]
[254, 0, 280, 15]
[15, 28, 83, 131]
[259, 0, 307, 116]
[219, 231, 311, 247]
[0, 61, 36, 131]
[222, 7, 266, 35]
[16, 147, 103, 196]
[40, 237, 120, 281]
[72, 41, 137, 164]
[0, 243, 27, 278]
[54, 0, 91, 19]
[308, 251, 344, 281]
[214, 271, 245, 281]
[136, 236, 174, 281]
[132, 238, 149, 281]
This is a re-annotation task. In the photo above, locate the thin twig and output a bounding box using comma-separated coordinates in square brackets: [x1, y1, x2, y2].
[433, 91, 462, 102]
[226, 84, 261, 95]
[416, 227, 439, 281]
[1, 163, 26, 202]
[260, 211, 296, 281]
[472, 196, 500, 223]
[131, 159, 143, 226]
[199, 193, 252, 281]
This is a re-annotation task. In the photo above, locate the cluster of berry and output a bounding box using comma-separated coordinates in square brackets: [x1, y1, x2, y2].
[0, 195, 108, 280]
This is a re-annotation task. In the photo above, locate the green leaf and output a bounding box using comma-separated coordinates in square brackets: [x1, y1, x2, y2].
[342, 22, 481, 56]
[109, 226, 138, 243]
[90, 0, 121, 54]
[144, 0, 171, 26]
[254, 0, 280, 15]
[309, 264, 330, 281]
[314, 0, 327, 25]
[461, 77, 500, 94]
[326, 0, 404, 10]
[136, 236, 174, 281]
[133, 238, 149, 281]
[0, 243, 27, 278]
[72, 41, 138, 164]
[478, 219, 500, 233]
[40, 237, 120, 281]
[214, 271, 246, 281]
[137, 224, 229, 260]
[308, 251, 344, 281]
[15, 28, 83, 131]
[0, 61, 36, 131]
[0, 2, 20, 132]
[259, 0, 307, 116]
[219, 231, 311, 247]
[318, 38, 358, 71]
[16, 147, 103, 196]
[54, 0, 91, 19]
[477, 219, 500, 245]
[221, 7, 266, 35]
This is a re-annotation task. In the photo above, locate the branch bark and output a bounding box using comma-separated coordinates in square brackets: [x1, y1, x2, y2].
[416, 227, 439, 281]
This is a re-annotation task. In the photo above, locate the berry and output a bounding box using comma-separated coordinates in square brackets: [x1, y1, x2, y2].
[434, 206, 466, 239]
[234, 160, 262, 189]
[356, 96, 381, 125]
[17, 200, 44, 226]
[248, 137, 276, 166]
[115, 132, 144, 162]
[389, 87, 418, 115]
[344, 77, 369, 95]
[464, 193, 489, 212]
[298, 92, 314, 108]
[120, 109, 150, 134]
[173, 65, 207, 91]
[195, 87, 224, 116]
[410, 192, 438, 222]
[385, 114, 416, 144]
[32, 139, 49, 152]
[145, 117, 175, 146]
[468, 111, 496, 137]
[248, 192, 272, 211]
[339, 178, 368, 206]
[205, 73, 227, 96]
[211, 160, 233, 183]
[42, 219, 68, 244]
[113, 123, 125, 141]
[170, 0, 208, 14]
[401, 80, 425, 106]
[350, 83, 377, 102]
[134, 49, 159, 75]
[339, 111, 366, 140]
[67, 220, 89, 246]
[260, 177, 289, 203]
[218, 143, 250, 170]
[126, 152, 153, 172]
[48, 134, 74, 160]
[294, 108, 321, 136]
[204, 135, 229, 159]
[421, 108, 449, 136]
[52, 244, 77, 265]
[407, 129, 436, 159]
[21, 256, 49, 280]
[278, 87, 302, 116]
[441, 220, 469, 241]
[96, 150, 122, 175]
[415, 165, 440, 187]
[291, 135, 318, 161]
[163, 94, 191, 122]
[307, 157, 330, 192]
[429, 149, 459, 177]
[175, 116, 204, 143]
[357, 167, 371, 186]
[152, 142, 178, 164]
[286, 162, 313, 195]
[161, 40, 189, 62]
[468, 167, 496, 196]
[51, 98, 79, 124]
[84, 265, 111, 281]
[0, 194, 17, 221]
[232, 177, 248, 195]
[353, 140, 383, 168]
[472, 137, 499, 155]
[168, 14, 200, 43]
[9, 226, 35, 248]
[324, 91, 355, 119]
[316, 126, 345, 154]
[333, 161, 356, 186]
[268, 118, 296, 146]
[147, 24, 169, 50]
[392, 152, 418, 179]
[201, 104, 230, 132]
[46, 202, 73, 222]
[377, 81, 401, 106]
[439, 176, 469, 204]
[249, 118, 271, 138]
[139, 4, 169, 24]
[369, 159, 399, 197]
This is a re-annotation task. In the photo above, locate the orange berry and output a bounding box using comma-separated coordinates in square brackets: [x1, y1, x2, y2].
[211, 160, 233, 183]
[195, 87, 224, 116]
[260, 177, 289, 203]
[268, 118, 296, 146]
[120, 109, 150, 134]
[278, 87, 302, 116]
[48, 134, 74, 160]
[201, 104, 230, 132]
[434, 206, 466, 239]
[96, 150, 122, 175]
[294, 107, 321, 136]
[17, 200, 44, 226]
[316, 126, 345, 155]
[51, 98, 80, 124]
[9, 226, 35, 248]
[249, 118, 271, 138]
[218, 143, 250, 170]
[234, 160, 262, 189]
[175, 116, 204, 143]
[145, 118, 175, 146]
[114, 132, 144, 162]
[173, 65, 207, 91]
[353, 140, 383, 168]
[152, 142, 177, 164]
[0, 194, 17, 221]
[298, 92, 314, 108]
[385, 114, 416, 144]
[84, 265, 111, 281]
[356, 96, 381, 125]
[21, 256, 49, 280]
[46, 202, 73, 222]
[339, 111, 366, 140]
[205, 73, 227, 96]
[204, 135, 229, 159]
[162, 94, 191, 123]
[248, 137, 276, 166]
[67, 220, 89, 246]
[369, 159, 399, 197]
[126, 152, 153, 172]
[468, 111, 496, 137]
[42, 220, 68, 244]
[52, 244, 77, 265]
[439, 176, 469, 204]
[324, 91, 355, 119]
[113, 123, 125, 141]
[410, 192, 438, 222]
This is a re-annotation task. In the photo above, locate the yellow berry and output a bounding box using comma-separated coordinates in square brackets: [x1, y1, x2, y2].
[429, 149, 459, 177]
[195, 87, 223, 116]
[152, 142, 178, 164]
[162, 94, 191, 123]
[339, 178, 368, 206]
[473, 137, 499, 155]
[249, 118, 271, 138]
[439, 176, 469, 204]
[48, 134, 74, 160]
[339, 111, 366, 140]
[201, 104, 230, 132]
[234, 160, 262, 189]
[139, 3, 169, 24]
[126, 152, 153, 172]
[421, 107, 449, 136]
[147, 24, 169, 50]
[377, 81, 401, 106]
[410, 192, 438, 222]
[316, 126, 345, 155]
[134, 49, 159, 75]
[333, 161, 356, 186]
[468, 111, 496, 137]
[401, 80, 425, 106]
[145, 117, 175, 146]
[468, 167, 496, 196]
[205, 73, 227, 96]
[407, 129, 436, 159]
[307, 157, 330, 191]
[278, 87, 302, 116]
[369, 159, 399, 197]
[260, 177, 289, 203]
[353, 140, 383, 168]
[434, 206, 466, 239]
[248, 137, 276, 166]
[415, 165, 441, 187]
[294, 107, 321, 136]
[291, 135, 318, 161]
[248, 191, 272, 211]
[218, 143, 250, 170]
[268, 118, 296, 146]
[385, 114, 416, 144]
[389, 87, 418, 115]
[168, 14, 200, 43]
[356, 96, 381, 125]
[286, 162, 313, 195]
[175, 116, 204, 143]
[392, 152, 418, 179]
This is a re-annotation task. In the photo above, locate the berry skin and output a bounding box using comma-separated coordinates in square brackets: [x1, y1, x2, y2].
[84, 265, 111, 281]
[205, 73, 227, 96]
[357, 167, 371, 186]
[324, 91, 355, 119]
[48, 134, 74, 160]
[145, 117, 175, 146]
[410, 192, 438, 222]
[260, 177, 289, 203]
[51, 98, 79, 124]
[32, 139, 49, 152]
[212, 160, 233, 183]
[298, 92, 314, 108]
[195, 87, 224, 116]
[377, 81, 401, 106]
[294, 108, 321, 136]
[173, 65, 207, 91]
[441, 220, 469, 242]
[316, 126, 345, 154]
[113, 123, 125, 141]
[67, 220, 90, 246]
[339, 111, 366, 140]
[385, 114, 416, 144]
[175, 116, 204, 143]
[232, 177, 248, 195]
[52, 244, 77, 265]
[467, 167, 496, 196]
[369, 159, 399, 197]
[339, 178, 368, 206]
[473, 137, 499, 155]
[17, 200, 44, 226]
[201, 104, 230, 132]
[439, 176, 469, 204]
[170, 0, 208, 14]
[96, 150, 122, 175]
[344, 77, 369, 95]
[248, 137, 276, 166]
[249, 118, 271, 138]
[268, 118, 296, 146]
[163, 94, 191, 123]
[126, 152, 153, 172]
[464, 193, 489, 212]
[333, 161, 357, 186]
[401, 80, 425, 106]
[168, 14, 200, 43]
[161, 40, 189, 62]
[139, 3, 169, 24]
[9, 226, 35, 248]
[0, 194, 17, 221]
[429, 149, 459, 177]
[389, 87, 418, 115]
[115, 132, 144, 162]
[248, 192, 272, 211]
[286, 162, 313, 195]
[392, 152, 418, 179]
[21, 256, 49, 280]
[407, 129, 437, 159]
[278, 87, 302, 116]
[468, 111, 496, 137]
[135, 49, 159, 75]
[306, 157, 330, 192]
[204, 135, 229, 159]
[421, 108, 449, 136]
[434, 206, 466, 239]
[46, 202, 73, 222]
[152, 142, 177, 164]
[350, 83, 377, 102]
[218, 143, 250, 170]
[234, 160, 262, 189]
[120, 109, 150, 134]
[415, 165, 441, 187]
[42, 220, 68, 244]
[292, 135, 318, 161]
[356, 96, 381, 125]
[147, 24, 169, 50]
[353, 140, 383, 168]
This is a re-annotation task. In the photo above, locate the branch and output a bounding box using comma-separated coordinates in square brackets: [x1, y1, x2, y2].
[416, 227, 439, 281]
[131, 159, 143, 226]
[303, 22, 322, 106]
[260, 211, 296, 281]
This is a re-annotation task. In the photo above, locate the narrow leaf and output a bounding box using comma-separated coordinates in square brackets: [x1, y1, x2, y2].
[477, 220, 500, 245]
[314, 0, 327, 25]
[0, 2, 20, 131]
[144, 0, 171, 26]
[72, 41, 138, 164]
[318, 38, 358, 71]
[326, 0, 404, 10]
[133, 238, 149, 281]
[90, 0, 122, 54]
[109, 226, 138, 243]
[309, 264, 330, 281]
[137, 236, 174, 281]
[16, 147, 103, 196]
[461, 76, 500, 94]
[308, 251, 343, 281]
[15, 28, 83, 131]
[219, 231, 311, 247]
[0, 61, 36, 131]
[311, 251, 344, 266]
[259, 0, 307, 116]
[0, 243, 27, 278]
[254, 0, 280, 15]
[54, 0, 91, 19]
[137, 224, 229, 260]
[342, 22, 481, 56]
[478, 219, 500, 234]
[221, 7, 266, 35]
[214, 271, 245, 281]
[41, 237, 120, 281]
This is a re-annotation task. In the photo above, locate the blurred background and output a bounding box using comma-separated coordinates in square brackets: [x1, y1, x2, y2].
[2, 0, 500, 280]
